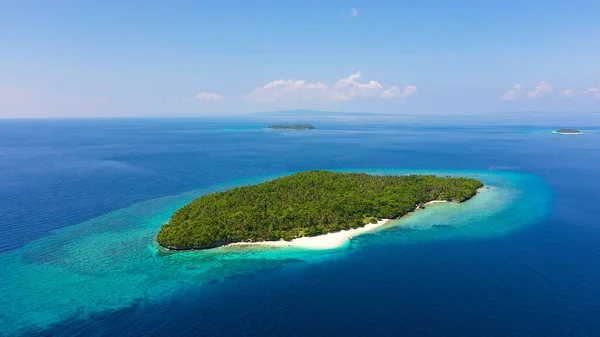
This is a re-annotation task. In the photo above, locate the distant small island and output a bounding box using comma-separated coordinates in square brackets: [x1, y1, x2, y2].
[267, 124, 315, 130]
[156, 171, 483, 250]
[553, 129, 582, 134]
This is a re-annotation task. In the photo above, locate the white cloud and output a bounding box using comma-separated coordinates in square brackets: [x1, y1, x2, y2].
[561, 89, 576, 98]
[502, 81, 556, 100]
[380, 86, 417, 99]
[526, 81, 553, 98]
[195, 92, 224, 101]
[248, 80, 331, 101]
[502, 84, 523, 100]
[247, 72, 416, 101]
[349, 8, 359, 17]
[333, 71, 385, 99]
[584, 87, 600, 98]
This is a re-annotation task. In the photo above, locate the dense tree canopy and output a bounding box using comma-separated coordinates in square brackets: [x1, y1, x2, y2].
[156, 171, 483, 250]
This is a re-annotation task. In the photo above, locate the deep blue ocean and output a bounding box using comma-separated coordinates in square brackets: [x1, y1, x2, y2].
[1, 115, 600, 336]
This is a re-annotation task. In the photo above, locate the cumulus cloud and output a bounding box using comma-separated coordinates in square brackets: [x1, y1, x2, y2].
[584, 87, 600, 98]
[502, 84, 523, 100]
[502, 82, 600, 100]
[195, 92, 224, 101]
[380, 86, 417, 99]
[502, 82, 557, 100]
[561, 89, 576, 98]
[526, 81, 553, 98]
[247, 72, 415, 101]
[349, 8, 359, 17]
[247, 80, 330, 101]
[333, 72, 385, 99]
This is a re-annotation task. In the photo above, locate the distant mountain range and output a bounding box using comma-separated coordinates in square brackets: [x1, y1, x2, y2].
[246, 109, 399, 117]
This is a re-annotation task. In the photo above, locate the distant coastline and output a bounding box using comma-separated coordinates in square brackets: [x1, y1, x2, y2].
[267, 124, 315, 130]
[247, 109, 402, 117]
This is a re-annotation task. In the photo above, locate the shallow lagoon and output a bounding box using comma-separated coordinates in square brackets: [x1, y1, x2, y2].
[0, 168, 550, 336]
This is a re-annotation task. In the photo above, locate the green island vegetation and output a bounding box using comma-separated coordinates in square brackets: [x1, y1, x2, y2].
[267, 124, 315, 130]
[554, 129, 582, 134]
[156, 171, 483, 250]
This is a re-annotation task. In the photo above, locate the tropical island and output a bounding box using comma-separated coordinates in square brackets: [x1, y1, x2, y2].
[156, 171, 483, 250]
[553, 129, 582, 134]
[267, 124, 315, 130]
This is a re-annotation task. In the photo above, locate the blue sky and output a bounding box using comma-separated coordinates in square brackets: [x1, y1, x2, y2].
[1, 0, 599, 117]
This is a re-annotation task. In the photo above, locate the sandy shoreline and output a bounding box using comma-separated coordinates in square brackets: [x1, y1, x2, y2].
[226, 200, 448, 250]
[226, 219, 392, 250]
[424, 200, 448, 205]
[223, 196, 475, 251]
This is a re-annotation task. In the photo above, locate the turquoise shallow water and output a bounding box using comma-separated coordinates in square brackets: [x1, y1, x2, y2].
[0, 168, 550, 336]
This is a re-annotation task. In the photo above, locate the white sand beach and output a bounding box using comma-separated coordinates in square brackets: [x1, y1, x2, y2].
[226, 193, 480, 251]
[424, 200, 448, 205]
[227, 219, 392, 250]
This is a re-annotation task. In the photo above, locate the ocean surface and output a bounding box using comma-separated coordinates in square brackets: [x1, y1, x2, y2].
[1, 115, 599, 336]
